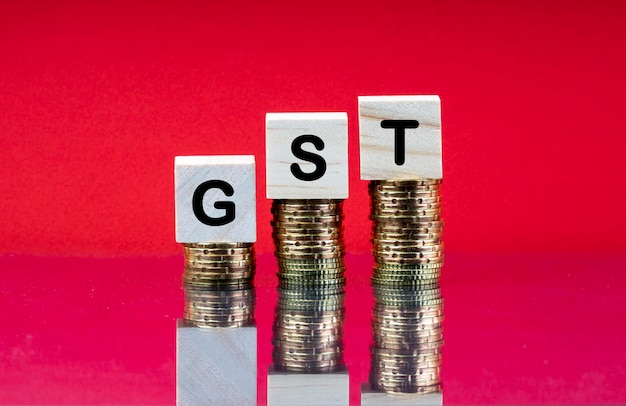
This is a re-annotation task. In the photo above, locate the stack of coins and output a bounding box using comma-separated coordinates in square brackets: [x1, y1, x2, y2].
[370, 284, 443, 393]
[272, 286, 346, 373]
[270, 199, 347, 373]
[368, 179, 444, 393]
[182, 242, 255, 328]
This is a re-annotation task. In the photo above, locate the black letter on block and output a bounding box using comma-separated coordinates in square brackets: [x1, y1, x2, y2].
[192, 180, 235, 226]
[290, 134, 327, 181]
[381, 120, 419, 165]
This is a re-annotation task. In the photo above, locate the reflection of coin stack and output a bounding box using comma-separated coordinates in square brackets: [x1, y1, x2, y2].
[182, 242, 255, 328]
[369, 179, 444, 393]
[270, 199, 347, 373]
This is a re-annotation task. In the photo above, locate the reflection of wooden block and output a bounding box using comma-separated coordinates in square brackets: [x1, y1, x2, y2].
[358, 95, 442, 180]
[266, 112, 348, 199]
[267, 367, 349, 406]
[360, 383, 443, 406]
[176, 320, 257, 406]
[175, 155, 256, 243]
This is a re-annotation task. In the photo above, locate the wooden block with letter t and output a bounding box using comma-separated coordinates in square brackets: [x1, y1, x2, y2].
[266, 112, 349, 199]
[358, 95, 442, 180]
[174, 155, 256, 243]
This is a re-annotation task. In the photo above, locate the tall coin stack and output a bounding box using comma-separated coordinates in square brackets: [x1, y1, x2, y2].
[182, 242, 255, 328]
[271, 199, 347, 373]
[368, 179, 444, 393]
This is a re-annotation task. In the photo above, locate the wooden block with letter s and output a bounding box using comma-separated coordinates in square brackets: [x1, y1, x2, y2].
[266, 112, 348, 199]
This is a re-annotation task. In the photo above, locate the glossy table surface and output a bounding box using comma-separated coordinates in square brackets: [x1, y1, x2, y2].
[1, 253, 624, 405]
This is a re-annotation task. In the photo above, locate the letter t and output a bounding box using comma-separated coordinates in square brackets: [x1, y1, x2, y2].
[380, 120, 419, 165]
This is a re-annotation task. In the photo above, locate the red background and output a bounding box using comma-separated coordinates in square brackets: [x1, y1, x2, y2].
[1, 1, 625, 405]
[1, 0, 625, 256]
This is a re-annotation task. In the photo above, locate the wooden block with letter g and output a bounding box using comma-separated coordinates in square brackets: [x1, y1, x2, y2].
[174, 155, 256, 243]
[358, 95, 442, 180]
[266, 112, 349, 199]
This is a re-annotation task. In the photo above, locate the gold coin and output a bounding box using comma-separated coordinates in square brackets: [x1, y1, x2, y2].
[276, 238, 344, 247]
[272, 212, 344, 221]
[373, 203, 443, 213]
[183, 247, 254, 256]
[278, 279, 346, 289]
[373, 330, 444, 342]
[183, 242, 253, 250]
[278, 271, 345, 280]
[371, 179, 441, 188]
[371, 273, 441, 283]
[370, 381, 441, 394]
[374, 255, 444, 265]
[272, 233, 342, 243]
[372, 340, 444, 352]
[276, 251, 345, 260]
[277, 256, 344, 266]
[373, 241, 444, 251]
[374, 250, 444, 261]
[273, 361, 344, 373]
[371, 194, 441, 203]
[373, 307, 444, 319]
[372, 220, 444, 229]
[273, 203, 342, 211]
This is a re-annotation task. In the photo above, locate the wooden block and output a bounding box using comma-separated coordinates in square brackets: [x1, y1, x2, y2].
[360, 383, 443, 406]
[358, 95, 442, 180]
[176, 320, 257, 406]
[267, 367, 349, 406]
[266, 112, 349, 199]
[175, 155, 256, 243]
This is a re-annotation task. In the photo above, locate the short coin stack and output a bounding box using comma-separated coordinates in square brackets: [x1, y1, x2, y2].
[270, 199, 347, 373]
[182, 242, 256, 328]
[368, 179, 444, 393]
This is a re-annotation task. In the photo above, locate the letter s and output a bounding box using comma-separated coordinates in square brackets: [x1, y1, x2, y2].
[290, 134, 327, 181]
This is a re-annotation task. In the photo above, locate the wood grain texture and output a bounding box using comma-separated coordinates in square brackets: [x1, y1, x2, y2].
[267, 368, 349, 405]
[266, 112, 349, 199]
[360, 384, 443, 406]
[358, 95, 442, 180]
[176, 320, 257, 406]
[174, 155, 256, 243]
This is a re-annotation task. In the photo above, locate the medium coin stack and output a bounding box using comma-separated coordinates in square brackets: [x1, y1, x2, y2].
[270, 199, 347, 373]
[182, 242, 255, 328]
[368, 179, 444, 393]
[273, 286, 346, 373]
